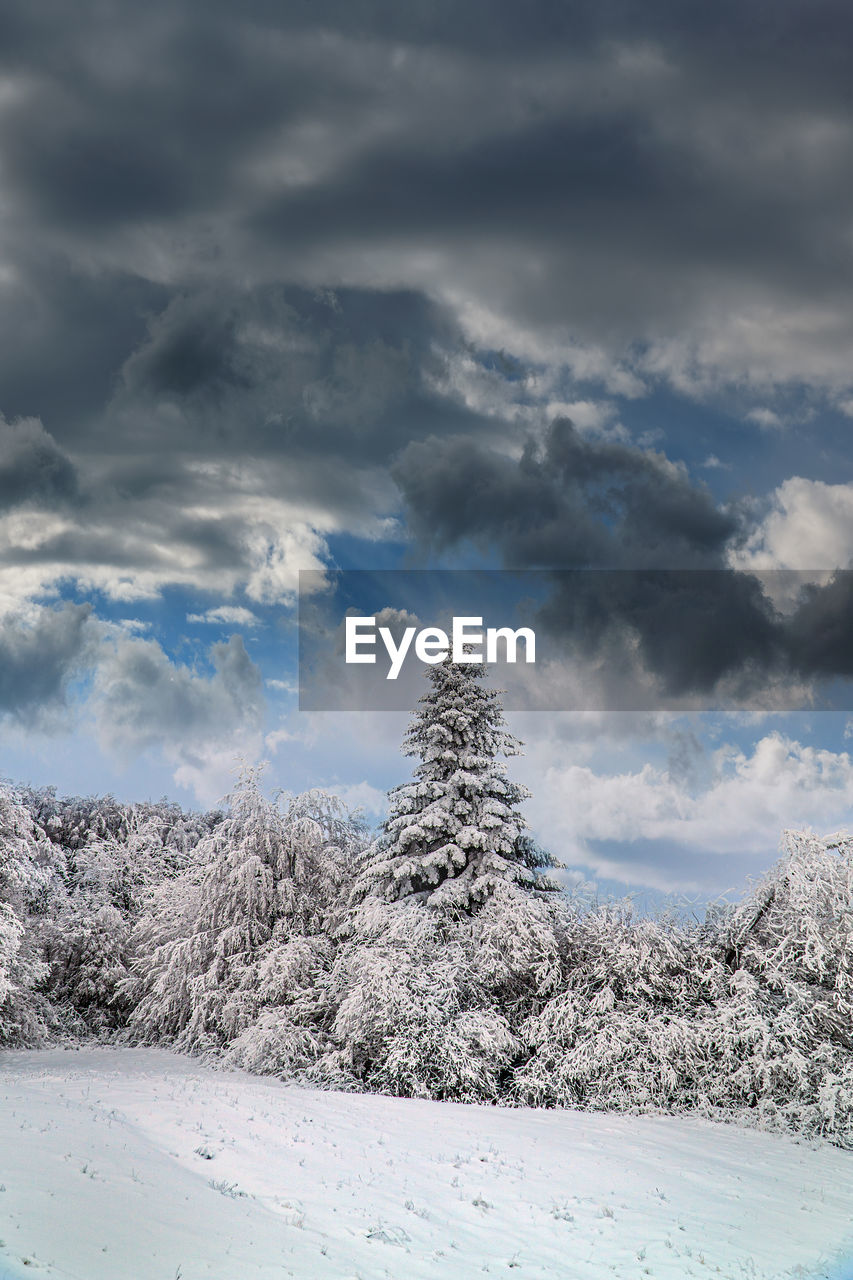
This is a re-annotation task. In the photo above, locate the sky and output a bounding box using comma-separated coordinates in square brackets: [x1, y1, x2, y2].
[3, 0, 853, 900]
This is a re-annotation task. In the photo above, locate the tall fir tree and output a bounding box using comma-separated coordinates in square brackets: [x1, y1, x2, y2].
[358, 659, 558, 912]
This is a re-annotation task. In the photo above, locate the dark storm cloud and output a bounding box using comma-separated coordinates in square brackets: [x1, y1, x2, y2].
[0, 258, 166, 438]
[6, 0, 846, 71]
[2, 0, 852, 338]
[393, 418, 853, 700]
[1, 0, 852, 429]
[394, 418, 736, 570]
[0, 417, 79, 510]
[0, 17, 345, 230]
[0, 603, 92, 722]
[0, 0, 852, 636]
[784, 575, 853, 678]
[246, 91, 853, 364]
[394, 419, 783, 697]
[0, 280, 500, 611]
[110, 284, 486, 471]
[535, 570, 784, 699]
[125, 308, 249, 401]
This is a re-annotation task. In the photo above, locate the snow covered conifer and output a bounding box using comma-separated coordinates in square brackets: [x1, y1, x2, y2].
[359, 659, 557, 912]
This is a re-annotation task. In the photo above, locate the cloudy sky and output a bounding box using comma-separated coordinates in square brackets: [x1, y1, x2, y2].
[3, 0, 853, 899]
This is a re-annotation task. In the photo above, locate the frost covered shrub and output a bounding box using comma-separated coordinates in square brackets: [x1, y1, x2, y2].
[322, 826, 853, 1140]
[514, 900, 724, 1111]
[43, 902, 132, 1035]
[704, 829, 853, 1143]
[36, 799, 211, 1035]
[467, 882, 569, 1022]
[127, 770, 364, 1064]
[724, 830, 853, 1010]
[316, 901, 521, 1100]
[26, 787, 215, 870]
[513, 833, 853, 1147]
[307, 862, 573, 1102]
[0, 902, 23, 1019]
[0, 782, 58, 1045]
[696, 965, 837, 1135]
[515, 893, 827, 1124]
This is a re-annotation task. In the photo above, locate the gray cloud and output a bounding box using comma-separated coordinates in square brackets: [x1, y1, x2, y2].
[394, 417, 737, 570]
[0, 0, 851, 623]
[0, 416, 78, 510]
[0, 602, 93, 724]
[0, 259, 165, 437]
[391, 415, 779, 696]
[0, 15, 336, 231]
[93, 632, 263, 758]
[393, 417, 853, 700]
[111, 285, 469, 468]
[0, 285, 490, 607]
[1, 1, 852, 397]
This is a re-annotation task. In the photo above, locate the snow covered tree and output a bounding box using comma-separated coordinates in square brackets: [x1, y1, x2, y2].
[33, 795, 216, 1036]
[0, 781, 59, 1044]
[318, 902, 522, 1100]
[312, 664, 564, 1098]
[513, 900, 724, 1113]
[705, 829, 853, 1143]
[127, 768, 365, 1070]
[357, 659, 558, 913]
[0, 901, 24, 1028]
[510, 833, 853, 1147]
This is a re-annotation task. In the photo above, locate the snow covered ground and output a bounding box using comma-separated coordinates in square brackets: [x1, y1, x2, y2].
[1, 1049, 852, 1280]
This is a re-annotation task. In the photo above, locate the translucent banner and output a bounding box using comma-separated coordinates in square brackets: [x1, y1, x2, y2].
[297, 568, 853, 711]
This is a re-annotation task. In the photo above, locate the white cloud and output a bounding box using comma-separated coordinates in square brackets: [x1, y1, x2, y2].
[424, 349, 627, 443]
[171, 744, 264, 808]
[745, 407, 784, 430]
[730, 476, 853, 572]
[323, 779, 387, 818]
[447, 298, 649, 398]
[638, 303, 853, 401]
[90, 632, 265, 804]
[0, 443, 335, 609]
[265, 678, 297, 694]
[543, 399, 627, 440]
[187, 606, 260, 627]
[530, 732, 853, 891]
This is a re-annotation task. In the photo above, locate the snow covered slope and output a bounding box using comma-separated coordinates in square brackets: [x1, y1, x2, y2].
[1, 1047, 852, 1280]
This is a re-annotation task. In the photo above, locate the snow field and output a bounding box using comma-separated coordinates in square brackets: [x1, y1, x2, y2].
[1, 1048, 853, 1280]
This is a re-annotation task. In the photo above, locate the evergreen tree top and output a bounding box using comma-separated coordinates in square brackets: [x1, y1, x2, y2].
[403, 660, 522, 764]
[357, 658, 560, 912]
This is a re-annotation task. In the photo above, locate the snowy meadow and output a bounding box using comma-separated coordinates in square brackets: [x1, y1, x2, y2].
[3, 1047, 853, 1280]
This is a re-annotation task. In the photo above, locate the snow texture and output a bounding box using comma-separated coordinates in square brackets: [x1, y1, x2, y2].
[1, 1047, 852, 1280]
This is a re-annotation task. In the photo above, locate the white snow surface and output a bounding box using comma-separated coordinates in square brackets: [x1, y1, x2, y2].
[1, 1048, 852, 1280]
